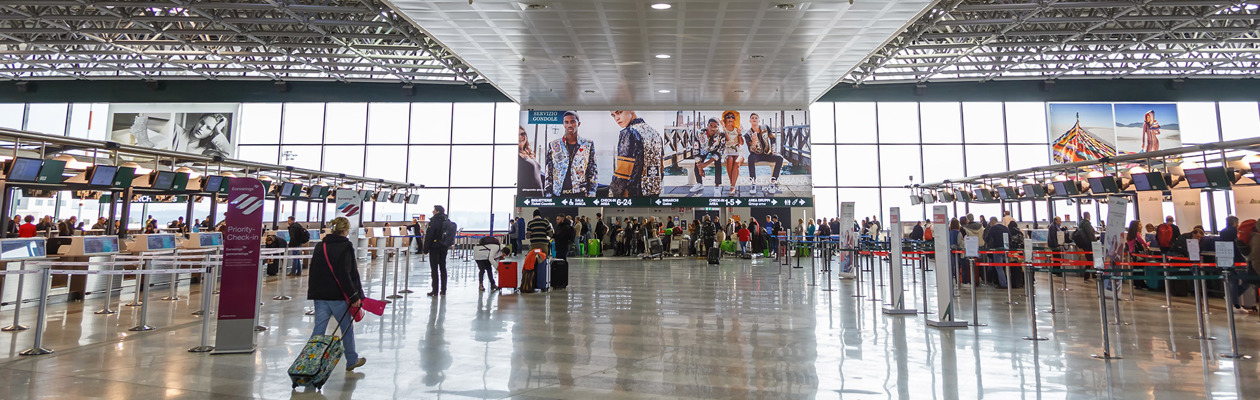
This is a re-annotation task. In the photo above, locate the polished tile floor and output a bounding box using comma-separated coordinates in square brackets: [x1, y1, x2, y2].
[0, 252, 1256, 399]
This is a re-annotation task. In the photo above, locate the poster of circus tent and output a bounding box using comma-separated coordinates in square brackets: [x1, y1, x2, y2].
[1047, 103, 1116, 164]
[1113, 103, 1181, 155]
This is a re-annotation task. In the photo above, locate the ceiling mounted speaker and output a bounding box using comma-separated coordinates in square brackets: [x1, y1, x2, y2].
[913, 83, 926, 96]
[15, 81, 30, 93]
[1169, 78, 1185, 90]
[145, 80, 163, 91]
[274, 81, 289, 92]
[1041, 80, 1055, 92]
[402, 84, 415, 96]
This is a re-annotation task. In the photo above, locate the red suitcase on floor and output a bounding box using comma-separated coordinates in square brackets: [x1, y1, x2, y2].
[497, 261, 518, 292]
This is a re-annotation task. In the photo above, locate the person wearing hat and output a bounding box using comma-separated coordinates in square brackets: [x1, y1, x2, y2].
[691, 117, 726, 196]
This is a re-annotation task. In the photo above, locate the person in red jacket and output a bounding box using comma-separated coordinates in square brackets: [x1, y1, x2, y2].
[18, 215, 36, 238]
[737, 223, 752, 255]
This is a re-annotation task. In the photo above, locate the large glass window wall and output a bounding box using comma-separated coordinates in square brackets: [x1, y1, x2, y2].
[2, 101, 520, 231]
[812, 101, 1253, 229]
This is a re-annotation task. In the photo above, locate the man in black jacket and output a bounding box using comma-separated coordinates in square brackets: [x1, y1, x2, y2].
[909, 222, 924, 241]
[553, 214, 575, 260]
[984, 217, 1011, 287]
[408, 217, 424, 254]
[287, 216, 310, 275]
[423, 205, 450, 297]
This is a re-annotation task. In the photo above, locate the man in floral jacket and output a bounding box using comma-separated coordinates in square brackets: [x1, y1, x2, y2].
[545, 111, 598, 197]
[608, 110, 663, 197]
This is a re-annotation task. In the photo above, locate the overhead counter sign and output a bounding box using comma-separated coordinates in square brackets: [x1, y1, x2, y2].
[528, 110, 565, 124]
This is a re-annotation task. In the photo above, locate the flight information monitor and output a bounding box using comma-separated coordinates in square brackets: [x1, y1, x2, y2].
[151, 171, 177, 190]
[88, 165, 118, 187]
[6, 157, 43, 182]
[146, 234, 177, 250]
[274, 231, 290, 242]
[203, 175, 224, 193]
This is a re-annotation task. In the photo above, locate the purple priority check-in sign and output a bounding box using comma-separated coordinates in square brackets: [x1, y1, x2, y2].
[212, 177, 264, 354]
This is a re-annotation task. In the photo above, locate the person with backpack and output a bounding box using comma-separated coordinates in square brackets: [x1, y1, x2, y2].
[423, 205, 456, 297]
[984, 217, 1011, 288]
[1220, 217, 1255, 312]
[288, 216, 311, 276]
[1156, 216, 1181, 252]
[553, 214, 575, 260]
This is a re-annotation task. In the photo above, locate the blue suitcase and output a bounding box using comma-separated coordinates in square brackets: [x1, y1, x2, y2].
[534, 257, 550, 292]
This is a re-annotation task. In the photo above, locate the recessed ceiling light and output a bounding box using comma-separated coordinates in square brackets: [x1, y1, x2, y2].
[523, 4, 548, 10]
[584, 90, 596, 94]
[749, 55, 765, 59]
[775, 4, 797, 10]
[560, 55, 576, 59]
[651, 3, 672, 10]
[733, 90, 745, 93]
[657, 89, 671, 93]
[654, 54, 671, 59]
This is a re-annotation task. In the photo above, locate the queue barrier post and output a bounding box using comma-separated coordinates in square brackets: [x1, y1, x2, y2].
[1161, 254, 1174, 309]
[400, 247, 414, 294]
[191, 263, 217, 353]
[851, 249, 865, 299]
[388, 246, 404, 299]
[1045, 264, 1061, 314]
[969, 258, 985, 327]
[1090, 272, 1121, 360]
[3, 260, 30, 331]
[1022, 265, 1048, 341]
[274, 253, 292, 301]
[129, 259, 156, 332]
[1219, 268, 1251, 360]
[1109, 272, 1127, 326]
[1190, 265, 1216, 341]
[96, 256, 120, 315]
[18, 266, 53, 356]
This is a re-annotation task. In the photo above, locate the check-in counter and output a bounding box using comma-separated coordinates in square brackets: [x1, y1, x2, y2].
[56, 236, 122, 300]
[0, 238, 49, 306]
[123, 234, 178, 254]
[183, 232, 224, 249]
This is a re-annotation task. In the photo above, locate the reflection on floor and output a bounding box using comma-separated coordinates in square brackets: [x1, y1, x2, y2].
[0, 253, 1256, 399]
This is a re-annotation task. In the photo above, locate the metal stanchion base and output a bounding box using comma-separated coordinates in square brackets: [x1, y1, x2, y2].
[1023, 336, 1049, 341]
[94, 309, 117, 315]
[1189, 335, 1217, 341]
[968, 322, 987, 327]
[927, 320, 969, 328]
[192, 310, 204, 316]
[386, 294, 403, 299]
[2, 325, 28, 332]
[1004, 301, 1020, 305]
[821, 288, 835, 292]
[1090, 353, 1122, 360]
[867, 298, 882, 303]
[255, 325, 268, 332]
[1220, 353, 1252, 360]
[380, 299, 393, 304]
[399, 289, 414, 294]
[1043, 308, 1062, 314]
[273, 295, 292, 301]
[1160, 304, 1175, 309]
[882, 308, 917, 315]
[161, 296, 180, 301]
[129, 325, 155, 331]
[1109, 321, 1131, 326]
[124, 302, 142, 307]
[188, 346, 215, 353]
[18, 347, 52, 356]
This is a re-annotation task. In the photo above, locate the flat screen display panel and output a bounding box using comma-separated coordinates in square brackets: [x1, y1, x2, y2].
[82, 236, 119, 254]
[974, 189, 994, 201]
[407, 194, 419, 204]
[309, 230, 321, 241]
[910, 195, 922, 205]
[1051, 181, 1079, 196]
[1023, 184, 1047, 199]
[6, 157, 43, 182]
[922, 192, 937, 203]
[0, 239, 46, 260]
[392, 193, 405, 203]
[151, 171, 177, 190]
[938, 190, 955, 202]
[88, 165, 118, 187]
[146, 234, 176, 250]
[996, 187, 1019, 200]
[274, 231, 290, 242]
[171, 172, 190, 191]
[199, 232, 223, 247]
[112, 166, 136, 188]
[280, 182, 295, 198]
[203, 175, 224, 193]
[1028, 229, 1050, 243]
[1087, 176, 1119, 194]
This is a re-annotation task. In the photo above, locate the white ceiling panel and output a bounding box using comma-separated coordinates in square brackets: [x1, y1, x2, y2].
[387, 0, 936, 108]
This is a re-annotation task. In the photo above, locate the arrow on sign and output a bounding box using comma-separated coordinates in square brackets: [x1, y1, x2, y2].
[772, 199, 778, 205]
[656, 199, 663, 205]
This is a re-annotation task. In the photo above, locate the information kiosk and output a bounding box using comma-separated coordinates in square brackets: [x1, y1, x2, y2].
[55, 236, 121, 300]
[184, 232, 224, 249]
[0, 238, 48, 324]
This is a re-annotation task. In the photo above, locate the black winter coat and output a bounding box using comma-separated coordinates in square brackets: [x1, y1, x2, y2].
[307, 234, 364, 302]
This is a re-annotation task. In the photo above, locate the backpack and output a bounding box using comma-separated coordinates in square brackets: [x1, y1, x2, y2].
[297, 228, 310, 244]
[441, 220, 458, 248]
[1238, 219, 1256, 246]
[924, 226, 934, 241]
[1072, 227, 1088, 247]
[1157, 223, 1174, 248]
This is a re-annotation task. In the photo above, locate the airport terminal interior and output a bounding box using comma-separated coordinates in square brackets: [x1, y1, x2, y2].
[2, 0, 1260, 399]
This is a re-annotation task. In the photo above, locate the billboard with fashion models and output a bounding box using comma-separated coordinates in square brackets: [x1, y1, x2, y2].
[108, 103, 238, 159]
[517, 109, 812, 206]
[1046, 102, 1180, 165]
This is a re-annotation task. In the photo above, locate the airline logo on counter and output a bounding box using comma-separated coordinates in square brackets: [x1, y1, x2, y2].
[520, 197, 812, 207]
[230, 193, 263, 215]
[337, 202, 361, 217]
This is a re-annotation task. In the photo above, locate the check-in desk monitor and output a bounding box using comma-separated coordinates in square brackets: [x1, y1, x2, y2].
[1027, 229, 1050, 244]
[274, 230, 290, 242]
[57, 236, 120, 256]
[126, 234, 178, 253]
[0, 238, 47, 260]
[309, 230, 321, 242]
[185, 232, 223, 248]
